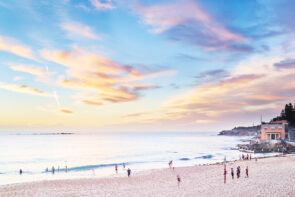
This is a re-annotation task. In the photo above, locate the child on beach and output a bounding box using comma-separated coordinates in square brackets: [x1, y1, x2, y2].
[177, 174, 181, 188]
[127, 168, 131, 177]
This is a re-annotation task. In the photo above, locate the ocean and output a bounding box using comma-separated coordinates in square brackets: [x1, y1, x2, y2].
[0, 132, 258, 185]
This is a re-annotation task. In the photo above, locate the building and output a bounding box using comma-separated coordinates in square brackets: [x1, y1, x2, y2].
[259, 120, 288, 140]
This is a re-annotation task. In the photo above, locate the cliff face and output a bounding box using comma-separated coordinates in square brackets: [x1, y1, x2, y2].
[218, 125, 260, 136]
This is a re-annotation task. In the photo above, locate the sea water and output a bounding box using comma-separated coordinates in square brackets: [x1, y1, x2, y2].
[0, 132, 265, 185]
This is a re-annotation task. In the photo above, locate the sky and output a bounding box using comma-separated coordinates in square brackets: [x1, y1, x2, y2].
[1, 0, 295, 132]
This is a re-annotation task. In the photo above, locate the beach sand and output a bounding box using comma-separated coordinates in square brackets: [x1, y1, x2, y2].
[1, 154, 295, 197]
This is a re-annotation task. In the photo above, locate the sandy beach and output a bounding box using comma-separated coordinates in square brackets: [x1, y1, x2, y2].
[1, 154, 295, 197]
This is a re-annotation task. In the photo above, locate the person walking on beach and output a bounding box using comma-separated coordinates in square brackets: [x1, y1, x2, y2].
[177, 174, 181, 188]
[52, 166, 55, 174]
[115, 164, 118, 173]
[19, 169, 22, 175]
[236, 166, 240, 178]
[123, 162, 125, 169]
[127, 168, 131, 177]
[65, 165, 68, 173]
[169, 160, 173, 168]
[224, 166, 227, 184]
[231, 168, 234, 179]
[246, 166, 249, 178]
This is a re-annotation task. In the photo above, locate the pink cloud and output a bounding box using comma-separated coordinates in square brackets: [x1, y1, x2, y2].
[90, 0, 115, 10]
[134, 0, 245, 42]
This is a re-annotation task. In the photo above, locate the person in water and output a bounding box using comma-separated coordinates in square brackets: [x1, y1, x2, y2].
[177, 175, 181, 188]
[115, 164, 118, 173]
[127, 168, 131, 177]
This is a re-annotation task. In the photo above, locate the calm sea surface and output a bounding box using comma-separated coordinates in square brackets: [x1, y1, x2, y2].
[0, 132, 252, 185]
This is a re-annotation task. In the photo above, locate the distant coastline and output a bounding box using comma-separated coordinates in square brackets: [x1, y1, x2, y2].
[218, 125, 259, 136]
[10, 132, 75, 135]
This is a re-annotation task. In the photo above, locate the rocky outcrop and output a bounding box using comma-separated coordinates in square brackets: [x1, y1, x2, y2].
[218, 125, 260, 136]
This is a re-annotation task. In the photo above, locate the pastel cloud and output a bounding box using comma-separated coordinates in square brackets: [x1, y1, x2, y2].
[0, 82, 52, 97]
[90, 0, 115, 10]
[40, 46, 174, 105]
[61, 21, 101, 40]
[10, 65, 52, 77]
[134, 56, 295, 126]
[13, 76, 22, 81]
[0, 35, 36, 60]
[133, 0, 247, 51]
[274, 58, 295, 69]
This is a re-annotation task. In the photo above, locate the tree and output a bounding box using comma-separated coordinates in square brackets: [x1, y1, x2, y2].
[271, 102, 295, 126]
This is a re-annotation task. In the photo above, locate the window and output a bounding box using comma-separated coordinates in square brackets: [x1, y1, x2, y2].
[264, 126, 268, 130]
[271, 126, 275, 130]
[278, 126, 282, 130]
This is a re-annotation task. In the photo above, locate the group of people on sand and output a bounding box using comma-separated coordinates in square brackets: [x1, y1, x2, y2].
[241, 154, 251, 160]
[114, 163, 131, 177]
[230, 166, 249, 179]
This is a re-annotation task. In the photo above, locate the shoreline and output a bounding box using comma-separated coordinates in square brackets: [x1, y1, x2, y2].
[1, 154, 294, 197]
[0, 152, 281, 187]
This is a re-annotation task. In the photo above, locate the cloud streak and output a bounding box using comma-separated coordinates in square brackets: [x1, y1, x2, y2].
[59, 109, 74, 114]
[0, 35, 36, 60]
[10, 65, 52, 77]
[61, 21, 101, 40]
[0, 82, 52, 97]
